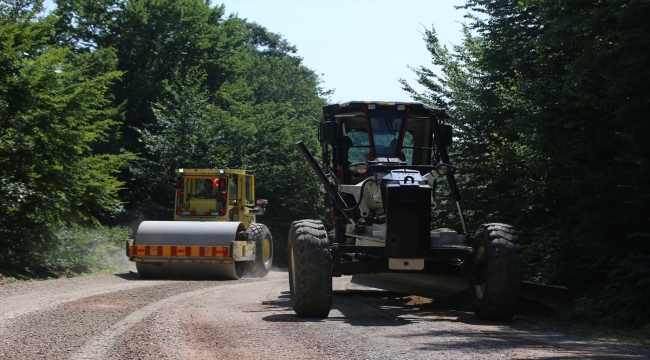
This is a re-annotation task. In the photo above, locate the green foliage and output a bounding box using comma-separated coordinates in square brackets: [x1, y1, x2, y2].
[54, 1, 326, 239]
[233, 32, 328, 244]
[133, 18, 327, 250]
[52, 0, 328, 255]
[37, 225, 131, 274]
[0, 0, 133, 269]
[403, 0, 650, 325]
[584, 254, 650, 326]
[54, 0, 250, 149]
[3, 0, 326, 273]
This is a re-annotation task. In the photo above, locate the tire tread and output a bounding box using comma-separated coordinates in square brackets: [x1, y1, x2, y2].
[470, 223, 522, 320]
[245, 223, 273, 278]
[288, 219, 332, 318]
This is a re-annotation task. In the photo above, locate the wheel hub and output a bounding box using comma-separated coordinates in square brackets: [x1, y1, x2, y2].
[263, 238, 271, 264]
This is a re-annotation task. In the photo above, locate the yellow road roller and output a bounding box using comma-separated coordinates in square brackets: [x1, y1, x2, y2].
[127, 169, 273, 279]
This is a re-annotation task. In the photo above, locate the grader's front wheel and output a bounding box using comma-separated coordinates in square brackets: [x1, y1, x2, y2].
[288, 220, 332, 318]
[469, 223, 522, 320]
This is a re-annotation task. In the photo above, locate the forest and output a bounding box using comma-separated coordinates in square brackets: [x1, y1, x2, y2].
[1, 0, 648, 328]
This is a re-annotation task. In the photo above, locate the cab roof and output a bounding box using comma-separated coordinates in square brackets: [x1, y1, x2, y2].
[323, 101, 448, 119]
[175, 169, 248, 177]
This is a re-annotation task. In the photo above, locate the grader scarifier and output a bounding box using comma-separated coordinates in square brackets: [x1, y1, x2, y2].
[127, 169, 273, 280]
[288, 101, 572, 319]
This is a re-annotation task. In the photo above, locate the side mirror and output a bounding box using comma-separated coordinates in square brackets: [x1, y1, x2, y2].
[249, 206, 266, 216]
[321, 121, 338, 145]
[248, 199, 268, 215]
[250, 199, 268, 216]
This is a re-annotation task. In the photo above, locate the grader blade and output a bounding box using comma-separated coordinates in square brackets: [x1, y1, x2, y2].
[521, 281, 574, 320]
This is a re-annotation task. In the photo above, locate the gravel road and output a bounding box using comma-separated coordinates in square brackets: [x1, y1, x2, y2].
[1, 270, 647, 359]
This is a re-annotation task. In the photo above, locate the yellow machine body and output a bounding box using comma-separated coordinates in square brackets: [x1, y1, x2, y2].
[128, 169, 273, 280]
[173, 168, 257, 227]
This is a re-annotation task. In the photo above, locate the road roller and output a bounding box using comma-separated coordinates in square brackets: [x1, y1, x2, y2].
[127, 169, 273, 280]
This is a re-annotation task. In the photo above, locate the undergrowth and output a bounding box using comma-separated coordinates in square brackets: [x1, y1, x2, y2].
[0, 225, 131, 284]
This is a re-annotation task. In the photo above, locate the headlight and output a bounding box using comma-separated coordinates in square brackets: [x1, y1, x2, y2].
[349, 163, 368, 174]
[435, 163, 455, 175]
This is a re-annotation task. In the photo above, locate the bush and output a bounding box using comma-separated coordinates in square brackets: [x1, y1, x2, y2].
[35, 225, 132, 275]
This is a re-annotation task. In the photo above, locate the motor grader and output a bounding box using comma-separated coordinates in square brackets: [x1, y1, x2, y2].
[289, 101, 572, 319]
[127, 169, 273, 279]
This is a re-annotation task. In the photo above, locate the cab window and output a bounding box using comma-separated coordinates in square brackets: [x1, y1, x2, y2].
[245, 176, 252, 204]
[229, 176, 238, 199]
[347, 129, 370, 163]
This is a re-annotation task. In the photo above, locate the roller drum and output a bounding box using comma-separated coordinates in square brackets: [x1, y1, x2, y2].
[136, 221, 245, 246]
[134, 221, 247, 280]
[135, 261, 246, 280]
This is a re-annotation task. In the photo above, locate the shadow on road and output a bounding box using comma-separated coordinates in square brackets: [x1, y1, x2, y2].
[260, 289, 488, 328]
[112, 272, 141, 281]
[259, 289, 650, 359]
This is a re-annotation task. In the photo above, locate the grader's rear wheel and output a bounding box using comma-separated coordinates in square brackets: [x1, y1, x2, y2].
[245, 223, 273, 278]
[288, 220, 332, 318]
[469, 223, 522, 320]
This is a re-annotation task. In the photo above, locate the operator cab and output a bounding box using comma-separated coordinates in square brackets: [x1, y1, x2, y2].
[322, 101, 449, 186]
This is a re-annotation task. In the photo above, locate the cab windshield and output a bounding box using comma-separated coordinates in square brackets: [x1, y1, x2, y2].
[344, 108, 413, 164]
[368, 108, 405, 157]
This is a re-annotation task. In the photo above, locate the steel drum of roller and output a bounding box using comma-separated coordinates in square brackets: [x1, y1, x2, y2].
[134, 221, 248, 280]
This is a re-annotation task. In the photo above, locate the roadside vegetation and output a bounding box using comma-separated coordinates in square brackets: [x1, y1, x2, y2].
[401, 0, 650, 332]
[1, 0, 648, 337]
[1, 0, 325, 278]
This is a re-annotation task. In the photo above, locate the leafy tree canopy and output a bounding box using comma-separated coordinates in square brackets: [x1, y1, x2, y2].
[1, 0, 133, 268]
[403, 0, 650, 324]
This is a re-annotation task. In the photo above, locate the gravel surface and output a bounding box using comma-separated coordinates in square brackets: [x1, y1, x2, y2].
[0, 270, 648, 359]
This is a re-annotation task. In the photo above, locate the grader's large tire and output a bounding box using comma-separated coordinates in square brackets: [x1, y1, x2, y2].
[288, 220, 332, 318]
[245, 223, 273, 278]
[469, 223, 522, 320]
